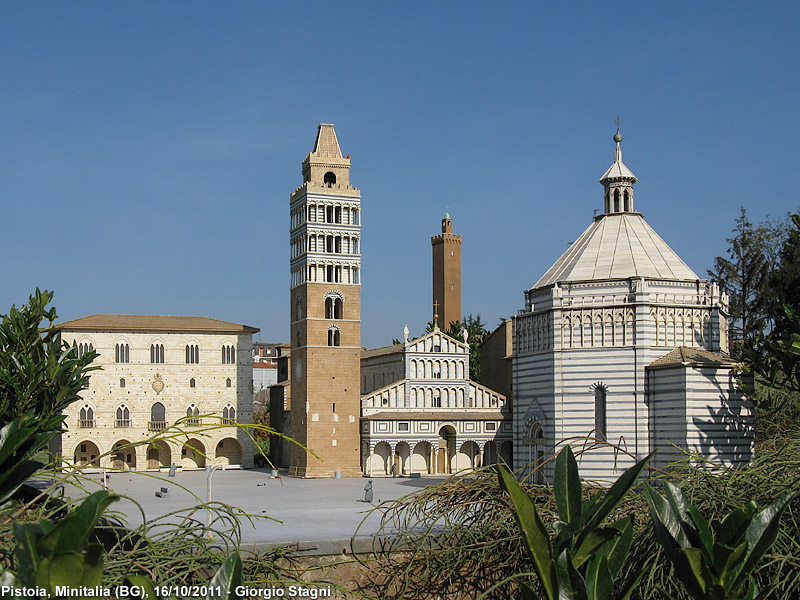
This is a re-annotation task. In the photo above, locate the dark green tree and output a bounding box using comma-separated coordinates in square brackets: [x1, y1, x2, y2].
[0, 289, 98, 503]
[764, 214, 800, 331]
[708, 208, 769, 356]
[743, 214, 800, 402]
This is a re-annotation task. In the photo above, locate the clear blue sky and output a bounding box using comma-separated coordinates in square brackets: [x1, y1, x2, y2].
[2, 2, 799, 348]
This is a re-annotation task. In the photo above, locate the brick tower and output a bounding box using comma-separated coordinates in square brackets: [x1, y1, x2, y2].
[288, 124, 362, 477]
[431, 213, 462, 328]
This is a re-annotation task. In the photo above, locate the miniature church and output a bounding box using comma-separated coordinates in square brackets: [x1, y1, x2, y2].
[511, 128, 754, 482]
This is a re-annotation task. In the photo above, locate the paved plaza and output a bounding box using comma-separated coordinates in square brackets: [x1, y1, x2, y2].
[45, 468, 447, 554]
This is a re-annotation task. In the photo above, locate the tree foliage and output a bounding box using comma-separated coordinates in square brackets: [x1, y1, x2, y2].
[0, 288, 98, 428]
[707, 208, 769, 355]
[0, 290, 99, 504]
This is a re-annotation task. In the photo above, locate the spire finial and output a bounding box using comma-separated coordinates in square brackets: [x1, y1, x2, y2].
[613, 116, 623, 143]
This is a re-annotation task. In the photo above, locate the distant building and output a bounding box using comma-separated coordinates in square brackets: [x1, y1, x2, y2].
[480, 319, 513, 400]
[432, 214, 462, 328]
[58, 314, 258, 471]
[512, 130, 753, 482]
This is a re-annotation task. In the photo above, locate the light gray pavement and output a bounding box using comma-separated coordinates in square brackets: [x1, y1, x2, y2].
[41, 468, 447, 553]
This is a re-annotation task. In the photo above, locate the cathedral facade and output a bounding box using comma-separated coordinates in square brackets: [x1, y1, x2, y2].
[512, 130, 753, 482]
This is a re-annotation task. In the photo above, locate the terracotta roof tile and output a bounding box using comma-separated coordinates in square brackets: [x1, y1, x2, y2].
[59, 314, 259, 334]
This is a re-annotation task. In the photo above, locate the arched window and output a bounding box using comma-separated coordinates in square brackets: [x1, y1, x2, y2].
[221, 345, 235, 364]
[222, 404, 236, 424]
[613, 189, 620, 212]
[327, 327, 341, 347]
[149, 402, 166, 430]
[594, 385, 607, 440]
[116, 405, 130, 427]
[78, 342, 94, 356]
[150, 343, 164, 364]
[189, 378, 196, 388]
[115, 343, 129, 363]
[324, 171, 336, 185]
[186, 404, 200, 426]
[185, 344, 199, 364]
[226, 377, 232, 388]
[119, 378, 125, 388]
[623, 190, 630, 212]
[79, 405, 94, 428]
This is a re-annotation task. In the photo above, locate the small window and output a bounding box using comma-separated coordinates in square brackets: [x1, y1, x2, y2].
[595, 385, 607, 440]
[398, 422, 409, 432]
[486, 422, 497, 432]
[190, 378, 196, 388]
[226, 378, 232, 388]
[119, 378, 125, 388]
[324, 171, 336, 185]
[80, 444, 87, 453]
[328, 328, 341, 347]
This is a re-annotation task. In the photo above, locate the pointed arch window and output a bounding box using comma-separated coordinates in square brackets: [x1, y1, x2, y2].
[222, 345, 236, 364]
[116, 405, 130, 427]
[185, 344, 199, 364]
[78, 342, 94, 356]
[79, 405, 94, 428]
[186, 404, 200, 426]
[623, 189, 630, 212]
[115, 343, 130, 363]
[613, 189, 620, 212]
[150, 343, 165, 364]
[222, 404, 236, 424]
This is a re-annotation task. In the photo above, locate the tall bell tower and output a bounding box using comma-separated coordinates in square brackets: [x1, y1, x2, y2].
[288, 124, 362, 477]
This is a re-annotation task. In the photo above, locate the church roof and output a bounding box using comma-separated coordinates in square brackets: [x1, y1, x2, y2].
[532, 213, 699, 288]
[59, 314, 259, 333]
[648, 347, 738, 368]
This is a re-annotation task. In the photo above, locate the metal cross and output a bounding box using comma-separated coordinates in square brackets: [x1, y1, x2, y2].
[615, 116, 621, 129]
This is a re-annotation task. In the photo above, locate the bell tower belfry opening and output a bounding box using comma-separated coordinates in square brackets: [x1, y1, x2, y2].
[431, 213, 462, 329]
[288, 124, 362, 477]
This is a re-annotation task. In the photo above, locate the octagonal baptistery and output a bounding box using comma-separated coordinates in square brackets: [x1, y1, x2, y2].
[512, 130, 753, 483]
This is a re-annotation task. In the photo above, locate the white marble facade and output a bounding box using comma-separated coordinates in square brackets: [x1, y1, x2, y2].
[361, 328, 512, 476]
[513, 131, 753, 482]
